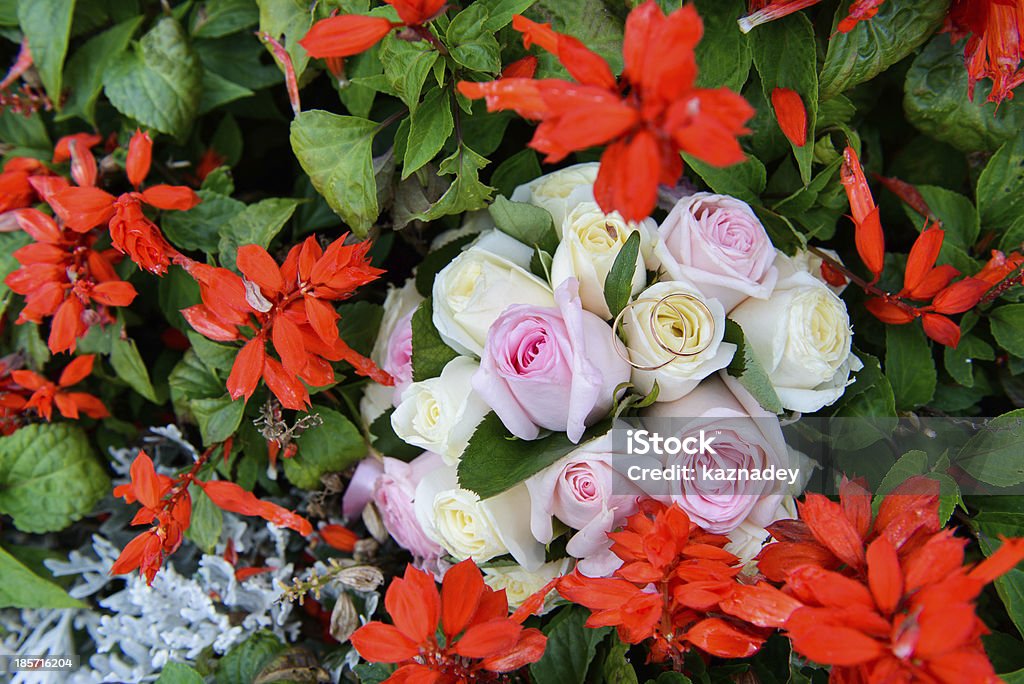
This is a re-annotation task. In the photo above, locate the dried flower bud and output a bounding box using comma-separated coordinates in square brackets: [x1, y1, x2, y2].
[335, 565, 384, 592]
[329, 593, 360, 643]
[362, 501, 389, 544]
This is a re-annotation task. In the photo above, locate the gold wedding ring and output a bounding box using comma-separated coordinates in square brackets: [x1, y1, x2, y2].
[611, 293, 716, 371]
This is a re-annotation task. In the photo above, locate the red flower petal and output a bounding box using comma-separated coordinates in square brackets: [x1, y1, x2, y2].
[50, 186, 116, 232]
[49, 297, 85, 354]
[441, 559, 485, 638]
[454, 619, 522, 659]
[126, 130, 152, 187]
[786, 608, 882, 665]
[865, 536, 902, 615]
[903, 225, 945, 294]
[686, 617, 762, 658]
[226, 335, 266, 402]
[771, 87, 808, 147]
[237, 244, 285, 296]
[479, 628, 547, 672]
[501, 56, 538, 79]
[593, 132, 659, 223]
[128, 450, 164, 510]
[386, 564, 440, 645]
[864, 297, 916, 324]
[921, 313, 961, 347]
[139, 185, 200, 211]
[907, 264, 959, 300]
[91, 280, 138, 307]
[299, 15, 395, 59]
[181, 305, 241, 342]
[719, 583, 801, 629]
[350, 622, 421, 662]
[320, 523, 358, 551]
[262, 356, 310, 410]
[931, 277, 989, 314]
[58, 354, 94, 387]
[799, 493, 866, 570]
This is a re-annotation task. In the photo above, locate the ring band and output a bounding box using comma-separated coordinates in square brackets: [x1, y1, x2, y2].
[611, 292, 716, 371]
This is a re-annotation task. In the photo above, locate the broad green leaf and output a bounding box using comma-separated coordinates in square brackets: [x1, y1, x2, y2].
[192, 396, 245, 445]
[59, 16, 144, 125]
[216, 630, 286, 684]
[723, 320, 783, 414]
[379, 34, 439, 112]
[528, 0, 623, 76]
[900, 185, 979, 248]
[0, 424, 109, 534]
[199, 70, 254, 114]
[415, 234, 475, 298]
[874, 450, 928, 501]
[411, 299, 459, 381]
[103, 17, 202, 138]
[604, 231, 640, 319]
[601, 636, 639, 684]
[480, 0, 535, 30]
[943, 333, 994, 388]
[284, 406, 364, 489]
[290, 110, 379, 237]
[957, 409, 1024, 487]
[0, 0, 16, 24]
[447, 4, 501, 73]
[412, 143, 494, 221]
[185, 483, 223, 553]
[990, 305, 1024, 358]
[749, 12, 817, 184]
[192, 0, 259, 38]
[492, 149, 542, 198]
[694, 0, 749, 91]
[17, 0, 75, 107]
[0, 232, 31, 301]
[163, 190, 245, 253]
[187, 331, 238, 372]
[352, 664, 394, 684]
[885, 323, 936, 410]
[0, 545, 82, 609]
[458, 413, 611, 499]
[257, 0, 312, 78]
[159, 265, 203, 331]
[831, 353, 897, 450]
[978, 134, 1024, 232]
[196, 33, 284, 91]
[0, 109, 49, 150]
[818, 0, 948, 100]
[905, 36, 1024, 153]
[682, 153, 765, 205]
[111, 333, 159, 402]
[218, 197, 301, 270]
[337, 300, 383, 357]
[157, 663, 205, 684]
[337, 47, 381, 119]
[169, 350, 227, 424]
[487, 196, 558, 253]
[370, 408, 423, 461]
[974, 498, 1024, 638]
[403, 87, 454, 179]
[530, 606, 611, 684]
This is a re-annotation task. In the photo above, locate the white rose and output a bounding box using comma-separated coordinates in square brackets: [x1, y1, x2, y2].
[551, 189, 657, 319]
[432, 232, 555, 356]
[413, 464, 545, 571]
[430, 210, 494, 251]
[773, 248, 847, 294]
[482, 559, 570, 611]
[360, 381, 393, 429]
[511, 162, 600, 228]
[730, 271, 862, 413]
[622, 281, 736, 402]
[391, 356, 489, 465]
[370, 277, 424, 404]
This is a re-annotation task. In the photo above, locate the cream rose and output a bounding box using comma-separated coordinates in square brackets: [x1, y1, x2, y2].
[482, 559, 570, 610]
[413, 465, 545, 571]
[551, 189, 657, 319]
[621, 281, 735, 402]
[730, 271, 862, 413]
[369, 278, 424, 404]
[432, 232, 555, 356]
[391, 356, 489, 465]
[511, 162, 600, 227]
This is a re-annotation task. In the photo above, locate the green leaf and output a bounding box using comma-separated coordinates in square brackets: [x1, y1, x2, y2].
[601, 636, 639, 684]
[447, 4, 501, 73]
[159, 265, 203, 331]
[199, 70, 254, 114]
[724, 320, 783, 414]
[370, 408, 423, 461]
[192, 396, 245, 446]
[479, 0, 535, 30]
[0, 232, 31, 302]
[943, 333, 994, 388]
[17, 0, 75, 107]
[693, 0, 749, 91]
[530, 606, 611, 684]
[403, 87, 454, 179]
[904, 36, 1024, 153]
[187, 332, 239, 372]
[990, 305, 1024, 358]
[957, 409, 1024, 487]
[284, 406, 364, 489]
[974, 498, 1024, 639]
[411, 299, 459, 381]
[216, 630, 286, 684]
[412, 143, 494, 221]
[900, 185, 979, 248]
[488, 196, 558, 253]
[749, 11, 817, 183]
[185, 483, 223, 553]
[492, 149, 542, 198]
[170, 350, 228, 410]
[0, 109, 49, 150]
[290, 110, 379, 237]
[379, 34, 439, 112]
[604, 231, 640, 320]
[163, 190, 245, 253]
[192, 0, 259, 38]
[818, 0, 949, 100]
[257, 0, 312, 78]
[978, 134, 1024, 232]
[0, 424, 109, 534]
[830, 353, 898, 450]
[415, 234, 476, 298]
[528, 0, 623, 76]
[158, 662, 205, 684]
[103, 17, 202, 138]
[885, 323, 936, 410]
[59, 16, 144, 125]
[458, 413, 611, 499]
[353, 663, 394, 684]
[683, 153, 765, 205]
[218, 197, 301, 270]
[0, 545, 82, 609]
[196, 33, 284, 91]
[111, 333, 159, 402]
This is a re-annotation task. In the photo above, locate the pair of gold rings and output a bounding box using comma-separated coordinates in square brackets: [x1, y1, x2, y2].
[610, 293, 716, 371]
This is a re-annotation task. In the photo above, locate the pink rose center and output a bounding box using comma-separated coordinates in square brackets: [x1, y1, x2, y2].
[514, 329, 547, 373]
[565, 464, 599, 502]
[698, 206, 758, 256]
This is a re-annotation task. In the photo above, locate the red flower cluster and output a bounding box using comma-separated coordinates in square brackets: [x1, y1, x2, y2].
[739, 0, 887, 34]
[756, 479, 1024, 683]
[182, 235, 391, 411]
[458, 1, 755, 222]
[558, 500, 782, 664]
[7, 354, 107, 422]
[49, 130, 199, 275]
[947, 0, 1024, 105]
[112, 449, 312, 584]
[0, 157, 52, 214]
[300, 0, 446, 59]
[5, 208, 137, 354]
[350, 560, 547, 682]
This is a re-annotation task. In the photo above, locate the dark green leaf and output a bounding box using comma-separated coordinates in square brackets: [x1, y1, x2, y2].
[192, 0, 259, 38]
[403, 87, 454, 179]
[990, 305, 1024, 358]
[900, 185, 979, 248]
[159, 265, 203, 331]
[530, 606, 611, 684]
[943, 333, 994, 388]
[885, 323, 936, 410]
[285, 406, 365, 489]
[492, 149, 542, 198]
[974, 498, 1024, 638]
[604, 231, 640, 320]
[957, 409, 1024, 487]
[447, 4, 501, 73]
[694, 0, 750, 91]
[488, 196, 558, 253]
[111, 333, 159, 402]
[216, 630, 286, 684]
[218, 197, 301, 269]
[59, 16, 144, 126]
[192, 396, 245, 445]
[199, 70, 254, 114]
[185, 483, 223, 553]
[0, 545, 83, 609]
[163, 190, 245, 254]
[724, 320, 783, 414]
[17, 0, 75, 107]
[411, 299, 459, 381]
[683, 153, 765, 205]
[977, 134, 1024, 232]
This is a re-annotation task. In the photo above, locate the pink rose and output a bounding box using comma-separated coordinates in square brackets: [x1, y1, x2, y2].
[369, 279, 423, 404]
[472, 279, 630, 442]
[373, 452, 444, 560]
[342, 457, 384, 519]
[652, 193, 777, 311]
[643, 373, 789, 534]
[382, 309, 415, 398]
[525, 433, 651, 577]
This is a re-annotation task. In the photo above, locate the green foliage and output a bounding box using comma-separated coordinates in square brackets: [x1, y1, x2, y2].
[216, 630, 286, 684]
[957, 409, 1024, 487]
[724, 320, 784, 414]
[185, 483, 224, 554]
[60, 16, 144, 125]
[284, 406, 364, 489]
[156, 662, 205, 684]
[974, 498, 1024, 639]
[17, 0, 76, 107]
[411, 299, 460, 381]
[530, 606, 611, 684]
[977, 134, 1024, 232]
[488, 196, 558, 253]
[604, 230, 641, 319]
[218, 197, 302, 269]
[0, 545, 82, 608]
[885, 324, 936, 410]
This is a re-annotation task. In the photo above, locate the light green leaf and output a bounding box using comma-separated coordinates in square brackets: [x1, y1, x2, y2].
[257, 0, 312, 78]
[412, 143, 494, 221]
[0, 424, 109, 534]
[379, 34, 439, 112]
[977, 134, 1024, 232]
[185, 483, 223, 554]
[111, 333, 159, 402]
[885, 323, 936, 410]
[193, 0, 259, 38]
[900, 185, 979, 248]
[218, 198, 301, 270]
[990, 305, 1024, 358]
[0, 545, 82, 609]
[957, 409, 1024, 487]
[17, 0, 75, 107]
[683, 153, 765, 205]
[215, 630, 286, 684]
[601, 636, 639, 684]
[410, 299, 459, 381]
[447, 4, 501, 73]
[284, 406, 364, 489]
[157, 663, 205, 684]
[290, 110, 379, 237]
[59, 16, 144, 125]
[487, 196, 558, 253]
[694, 0, 749, 91]
[479, 0, 535, 30]
[528, 0, 623, 76]
[103, 17, 202, 138]
[187, 331, 238, 372]
[192, 396, 245, 445]
[403, 87, 453, 179]
[723, 320, 783, 414]
[604, 231, 640, 320]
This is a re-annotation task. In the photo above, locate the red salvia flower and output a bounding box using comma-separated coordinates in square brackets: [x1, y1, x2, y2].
[9, 354, 107, 422]
[458, 2, 755, 222]
[4, 209, 137, 354]
[320, 523, 359, 551]
[0, 354, 33, 435]
[181, 235, 391, 411]
[558, 500, 775, 662]
[840, 145, 885, 280]
[199, 479, 313, 535]
[299, 0, 446, 60]
[194, 148, 227, 183]
[947, 0, 1024, 105]
[0, 157, 52, 213]
[770, 87, 808, 147]
[350, 560, 548, 682]
[739, 0, 887, 34]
